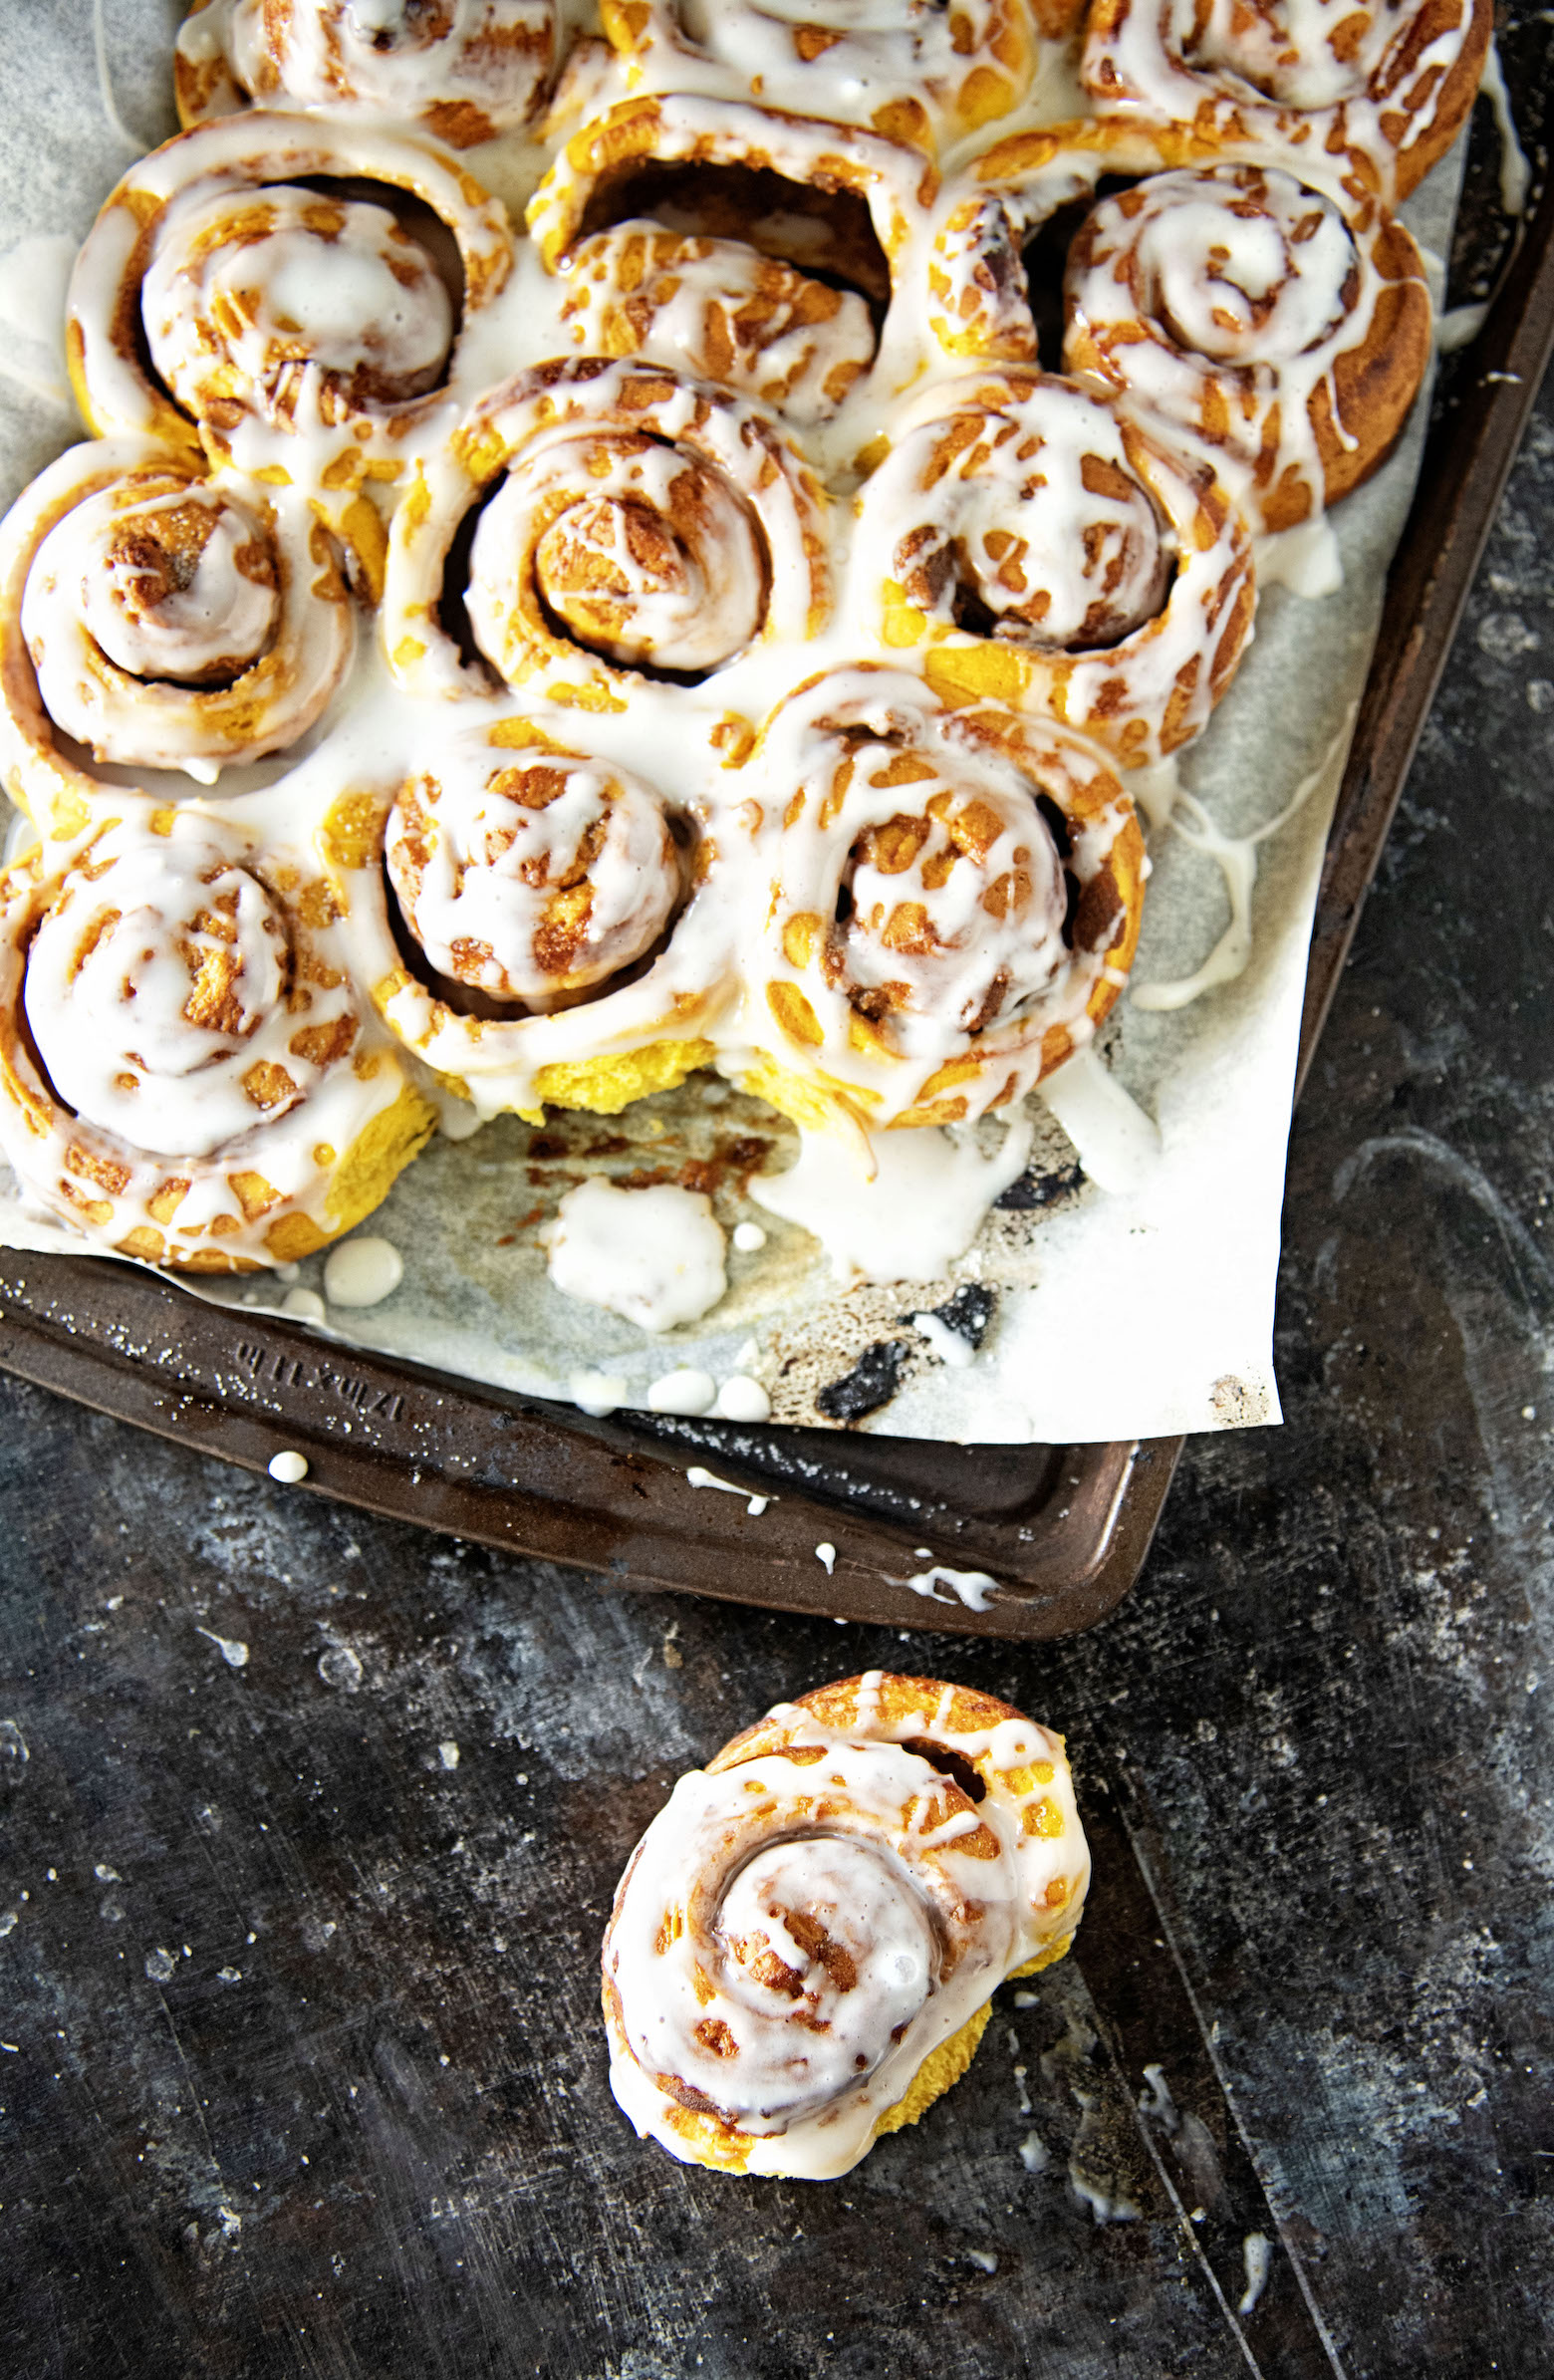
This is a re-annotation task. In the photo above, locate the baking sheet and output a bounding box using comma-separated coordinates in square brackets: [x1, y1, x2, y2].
[0, 1, 1461, 1443]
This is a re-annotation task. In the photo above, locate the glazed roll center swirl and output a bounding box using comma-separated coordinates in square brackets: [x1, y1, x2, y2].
[1131, 179, 1358, 364]
[888, 388, 1172, 650]
[614, 1739, 1008, 2133]
[836, 777, 1069, 1041]
[28, 484, 280, 712]
[23, 842, 297, 1158]
[712, 1838, 936, 2117]
[142, 186, 454, 424]
[469, 434, 767, 673]
[387, 747, 680, 1004]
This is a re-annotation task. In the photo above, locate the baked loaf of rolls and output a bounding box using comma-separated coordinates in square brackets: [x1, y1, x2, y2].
[0, 0, 1452, 1261]
[603, 1672, 1089, 2178]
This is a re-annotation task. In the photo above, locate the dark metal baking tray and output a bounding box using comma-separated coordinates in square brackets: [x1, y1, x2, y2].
[0, 138, 1549, 1642]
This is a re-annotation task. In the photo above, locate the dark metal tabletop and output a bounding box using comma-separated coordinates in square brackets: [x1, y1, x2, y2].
[3, 43, 1554, 2380]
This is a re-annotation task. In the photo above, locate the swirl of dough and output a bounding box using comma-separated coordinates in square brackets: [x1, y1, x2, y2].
[2, 440, 352, 814]
[743, 667, 1145, 1134]
[854, 371, 1253, 768]
[527, 95, 1037, 399]
[593, 0, 1048, 151]
[175, 0, 561, 147]
[0, 813, 433, 1267]
[319, 717, 732, 1121]
[142, 185, 455, 432]
[556, 221, 876, 426]
[1081, 0, 1490, 204]
[386, 744, 681, 1007]
[67, 113, 511, 513]
[1063, 165, 1431, 533]
[385, 358, 829, 699]
[604, 1672, 1088, 2179]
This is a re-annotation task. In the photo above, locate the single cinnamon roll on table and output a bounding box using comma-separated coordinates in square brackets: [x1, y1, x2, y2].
[604, 1672, 1089, 2179]
[853, 369, 1254, 767]
[175, 0, 563, 146]
[319, 715, 728, 1120]
[742, 667, 1145, 1135]
[0, 438, 352, 834]
[0, 812, 433, 1269]
[1063, 164, 1431, 533]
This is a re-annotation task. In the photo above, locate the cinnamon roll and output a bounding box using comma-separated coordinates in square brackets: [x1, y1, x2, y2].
[67, 113, 512, 542]
[742, 667, 1145, 1134]
[384, 357, 829, 702]
[1081, 0, 1490, 203]
[592, 0, 1046, 152]
[175, 0, 562, 146]
[318, 716, 728, 1119]
[853, 370, 1254, 767]
[604, 1671, 1089, 2179]
[1063, 165, 1431, 533]
[0, 813, 433, 1268]
[0, 439, 352, 833]
[527, 95, 1033, 393]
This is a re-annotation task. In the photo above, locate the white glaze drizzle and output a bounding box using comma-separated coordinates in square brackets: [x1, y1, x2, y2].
[1478, 37, 1531, 218]
[894, 1561, 1001, 1609]
[1131, 708, 1351, 1011]
[751, 1110, 1034, 1286]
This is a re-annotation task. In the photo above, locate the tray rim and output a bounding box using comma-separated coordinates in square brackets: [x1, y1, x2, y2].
[0, 146, 1549, 1642]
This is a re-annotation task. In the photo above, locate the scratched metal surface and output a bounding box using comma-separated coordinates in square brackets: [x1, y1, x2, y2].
[4, 56, 1554, 2380]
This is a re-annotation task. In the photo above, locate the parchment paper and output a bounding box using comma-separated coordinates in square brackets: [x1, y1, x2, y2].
[0, 1, 1462, 1442]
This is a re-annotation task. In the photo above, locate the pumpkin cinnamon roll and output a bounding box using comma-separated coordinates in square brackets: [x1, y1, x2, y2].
[175, 0, 563, 146]
[319, 716, 729, 1119]
[741, 667, 1145, 1134]
[592, 0, 1046, 152]
[1081, 0, 1490, 205]
[528, 95, 1033, 394]
[1063, 165, 1431, 533]
[604, 1672, 1089, 2179]
[0, 812, 433, 1269]
[853, 370, 1254, 767]
[0, 439, 352, 836]
[67, 113, 511, 555]
[384, 357, 829, 704]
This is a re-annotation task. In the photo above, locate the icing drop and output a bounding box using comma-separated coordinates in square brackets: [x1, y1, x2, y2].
[322, 1235, 404, 1308]
[545, 1178, 727, 1331]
